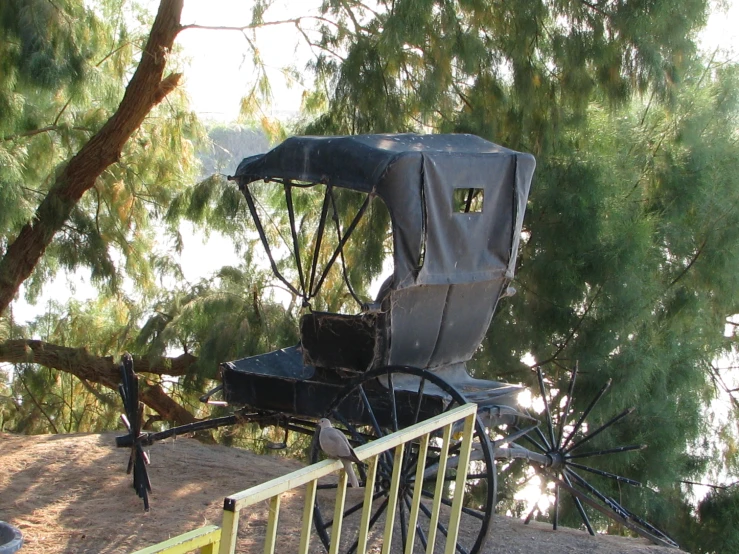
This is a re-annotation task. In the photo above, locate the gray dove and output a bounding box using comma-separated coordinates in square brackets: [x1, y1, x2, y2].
[317, 418, 362, 487]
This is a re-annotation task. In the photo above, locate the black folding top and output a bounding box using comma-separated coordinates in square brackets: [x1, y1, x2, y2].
[233, 133, 536, 290]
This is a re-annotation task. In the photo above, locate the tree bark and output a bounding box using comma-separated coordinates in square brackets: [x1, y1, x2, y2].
[0, 0, 184, 316]
[0, 339, 197, 426]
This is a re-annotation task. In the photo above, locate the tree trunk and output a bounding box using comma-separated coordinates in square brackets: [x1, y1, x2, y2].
[0, 339, 197, 426]
[0, 0, 184, 316]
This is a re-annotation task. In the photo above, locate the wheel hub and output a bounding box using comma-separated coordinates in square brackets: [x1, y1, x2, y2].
[546, 450, 566, 470]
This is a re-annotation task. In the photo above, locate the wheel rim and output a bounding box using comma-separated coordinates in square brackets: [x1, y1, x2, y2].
[311, 366, 496, 554]
[513, 365, 678, 548]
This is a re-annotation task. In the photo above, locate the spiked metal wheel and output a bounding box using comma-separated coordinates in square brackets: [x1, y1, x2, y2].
[118, 354, 152, 511]
[514, 365, 678, 548]
[310, 366, 497, 554]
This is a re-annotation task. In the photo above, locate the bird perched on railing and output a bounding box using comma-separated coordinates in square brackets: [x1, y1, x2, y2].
[317, 418, 362, 487]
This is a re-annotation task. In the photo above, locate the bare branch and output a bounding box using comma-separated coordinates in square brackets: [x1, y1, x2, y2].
[180, 16, 340, 33]
[532, 284, 605, 368]
[1, 125, 94, 142]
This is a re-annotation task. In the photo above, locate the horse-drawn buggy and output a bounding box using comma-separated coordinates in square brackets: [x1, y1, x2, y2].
[117, 134, 677, 552]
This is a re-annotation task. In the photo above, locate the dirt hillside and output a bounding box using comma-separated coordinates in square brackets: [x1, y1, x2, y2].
[0, 432, 679, 553]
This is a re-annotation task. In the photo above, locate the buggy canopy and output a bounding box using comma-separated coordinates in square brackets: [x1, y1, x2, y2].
[233, 133, 535, 289]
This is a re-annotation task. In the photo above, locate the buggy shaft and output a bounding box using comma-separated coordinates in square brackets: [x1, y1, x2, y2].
[115, 414, 244, 448]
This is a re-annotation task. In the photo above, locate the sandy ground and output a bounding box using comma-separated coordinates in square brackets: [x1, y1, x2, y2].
[0, 432, 680, 554]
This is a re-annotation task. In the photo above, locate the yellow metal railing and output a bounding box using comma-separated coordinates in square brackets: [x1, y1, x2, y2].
[131, 525, 220, 554]
[132, 403, 478, 554]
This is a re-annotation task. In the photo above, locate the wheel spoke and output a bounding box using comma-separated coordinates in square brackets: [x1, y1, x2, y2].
[403, 492, 429, 551]
[344, 490, 387, 520]
[497, 424, 541, 448]
[559, 475, 679, 548]
[564, 407, 634, 454]
[365, 496, 390, 533]
[563, 472, 594, 535]
[557, 362, 578, 446]
[417, 501, 471, 554]
[322, 491, 390, 533]
[413, 377, 426, 425]
[419, 489, 486, 521]
[345, 497, 391, 554]
[627, 511, 679, 545]
[358, 384, 394, 469]
[399, 485, 408, 552]
[359, 384, 383, 438]
[536, 368, 557, 449]
[533, 423, 552, 451]
[404, 378, 427, 472]
[566, 443, 646, 460]
[317, 483, 340, 490]
[561, 378, 611, 450]
[515, 426, 549, 453]
[553, 481, 559, 530]
[565, 468, 629, 518]
[566, 461, 641, 487]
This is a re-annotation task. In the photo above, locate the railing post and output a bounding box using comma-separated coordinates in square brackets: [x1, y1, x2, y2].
[405, 433, 430, 554]
[263, 495, 281, 554]
[329, 469, 349, 554]
[298, 480, 318, 554]
[356, 455, 379, 554]
[218, 502, 239, 554]
[426, 423, 453, 554]
[445, 412, 476, 554]
[381, 443, 406, 554]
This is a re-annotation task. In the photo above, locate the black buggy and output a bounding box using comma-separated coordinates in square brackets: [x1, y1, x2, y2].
[117, 134, 678, 553]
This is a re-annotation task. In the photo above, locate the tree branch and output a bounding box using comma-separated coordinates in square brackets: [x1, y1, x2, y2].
[532, 284, 605, 368]
[180, 16, 340, 33]
[0, 338, 197, 425]
[1, 125, 94, 142]
[18, 374, 60, 433]
[666, 237, 708, 290]
[680, 479, 739, 491]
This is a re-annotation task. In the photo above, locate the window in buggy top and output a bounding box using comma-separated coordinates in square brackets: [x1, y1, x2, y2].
[454, 188, 484, 213]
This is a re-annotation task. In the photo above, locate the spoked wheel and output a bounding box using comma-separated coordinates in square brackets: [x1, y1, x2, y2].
[310, 366, 496, 554]
[515, 365, 678, 548]
[117, 353, 152, 511]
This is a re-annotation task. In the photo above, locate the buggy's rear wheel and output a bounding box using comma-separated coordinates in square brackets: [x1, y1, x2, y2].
[514, 366, 678, 548]
[310, 366, 496, 554]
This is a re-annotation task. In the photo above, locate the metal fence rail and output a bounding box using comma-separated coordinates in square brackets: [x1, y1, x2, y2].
[131, 525, 220, 554]
[132, 403, 478, 554]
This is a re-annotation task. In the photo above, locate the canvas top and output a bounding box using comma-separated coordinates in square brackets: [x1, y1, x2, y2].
[233, 133, 536, 289]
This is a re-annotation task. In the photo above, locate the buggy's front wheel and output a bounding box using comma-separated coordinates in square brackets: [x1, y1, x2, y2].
[310, 366, 496, 554]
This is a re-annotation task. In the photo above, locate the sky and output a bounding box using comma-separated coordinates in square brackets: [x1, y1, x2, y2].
[174, 0, 739, 123]
[176, 0, 321, 122]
